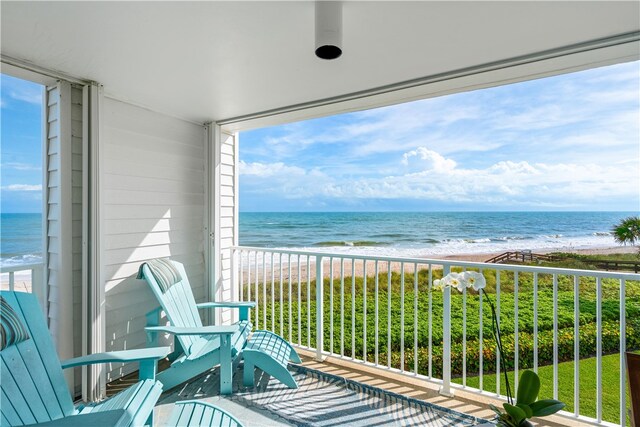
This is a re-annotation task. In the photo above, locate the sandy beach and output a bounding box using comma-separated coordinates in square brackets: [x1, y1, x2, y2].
[237, 245, 638, 284]
[0, 270, 33, 292]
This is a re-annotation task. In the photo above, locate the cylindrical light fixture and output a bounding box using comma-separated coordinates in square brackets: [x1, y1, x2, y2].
[315, 1, 342, 60]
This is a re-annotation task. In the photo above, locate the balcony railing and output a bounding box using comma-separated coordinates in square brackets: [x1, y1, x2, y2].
[231, 246, 639, 426]
[1, 262, 46, 314]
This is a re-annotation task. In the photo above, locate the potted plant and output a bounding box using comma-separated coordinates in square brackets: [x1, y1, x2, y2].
[434, 271, 565, 426]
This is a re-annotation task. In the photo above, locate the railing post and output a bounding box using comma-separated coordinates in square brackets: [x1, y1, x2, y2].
[315, 255, 325, 361]
[439, 265, 454, 397]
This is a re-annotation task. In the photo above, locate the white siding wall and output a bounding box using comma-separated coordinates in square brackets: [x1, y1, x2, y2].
[102, 98, 207, 381]
[214, 131, 239, 324]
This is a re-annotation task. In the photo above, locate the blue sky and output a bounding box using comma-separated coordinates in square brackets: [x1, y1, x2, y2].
[1, 62, 639, 213]
[1, 74, 43, 213]
[239, 61, 640, 212]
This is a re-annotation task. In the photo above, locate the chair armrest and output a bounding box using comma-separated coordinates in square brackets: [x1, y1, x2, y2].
[196, 301, 256, 322]
[60, 347, 170, 369]
[196, 301, 256, 309]
[145, 325, 238, 336]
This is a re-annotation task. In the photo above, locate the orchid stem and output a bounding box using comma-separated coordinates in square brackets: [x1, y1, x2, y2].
[481, 288, 513, 404]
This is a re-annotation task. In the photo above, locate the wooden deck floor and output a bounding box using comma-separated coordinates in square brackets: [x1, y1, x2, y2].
[293, 349, 588, 427]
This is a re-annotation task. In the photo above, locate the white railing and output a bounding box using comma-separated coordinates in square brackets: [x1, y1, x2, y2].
[1, 262, 46, 313]
[231, 246, 639, 426]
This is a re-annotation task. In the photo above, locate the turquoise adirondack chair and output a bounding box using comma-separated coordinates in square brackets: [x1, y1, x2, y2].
[140, 259, 301, 395]
[0, 291, 170, 427]
[166, 401, 244, 427]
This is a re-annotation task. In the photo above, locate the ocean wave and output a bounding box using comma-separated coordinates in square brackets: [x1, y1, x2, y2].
[0, 254, 43, 268]
[593, 231, 611, 236]
[313, 240, 389, 247]
[256, 233, 619, 260]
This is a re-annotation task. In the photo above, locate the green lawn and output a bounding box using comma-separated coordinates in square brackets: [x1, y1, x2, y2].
[453, 353, 631, 425]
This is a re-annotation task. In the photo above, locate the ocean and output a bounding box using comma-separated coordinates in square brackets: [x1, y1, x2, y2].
[239, 211, 632, 258]
[0, 212, 633, 266]
[1, 213, 43, 267]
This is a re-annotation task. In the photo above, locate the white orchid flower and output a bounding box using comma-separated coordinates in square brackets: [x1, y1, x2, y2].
[441, 272, 466, 292]
[461, 271, 487, 291]
[433, 279, 444, 291]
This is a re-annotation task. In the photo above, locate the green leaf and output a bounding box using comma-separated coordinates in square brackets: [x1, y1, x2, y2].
[529, 399, 566, 417]
[503, 403, 527, 424]
[516, 370, 540, 405]
[516, 403, 533, 418]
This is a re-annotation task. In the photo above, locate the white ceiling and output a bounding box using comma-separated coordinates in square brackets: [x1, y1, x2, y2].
[2, 1, 639, 123]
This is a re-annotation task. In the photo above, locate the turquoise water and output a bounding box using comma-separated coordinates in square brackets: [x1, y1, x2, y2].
[1, 213, 42, 266]
[239, 211, 633, 257]
[0, 212, 635, 266]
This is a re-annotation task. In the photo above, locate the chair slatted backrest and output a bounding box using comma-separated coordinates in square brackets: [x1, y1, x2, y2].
[0, 292, 75, 426]
[142, 261, 203, 355]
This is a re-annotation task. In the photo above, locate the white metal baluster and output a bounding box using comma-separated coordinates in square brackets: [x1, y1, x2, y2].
[620, 278, 626, 427]
[315, 255, 324, 360]
[374, 260, 379, 365]
[574, 275, 580, 417]
[553, 274, 558, 401]
[351, 259, 356, 359]
[514, 271, 519, 392]
[330, 257, 334, 354]
[307, 256, 311, 348]
[239, 250, 244, 302]
[596, 276, 602, 423]
[279, 253, 284, 336]
[428, 265, 433, 378]
[288, 253, 292, 343]
[496, 270, 501, 396]
[363, 260, 367, 361]
[247, 251, 252, 322]
[340, 258, 345, 357]
[414, 264, 419, 375]
[400, 262, 405, 372]
[479, 268, 483, 391]
[9, 272, 14, 292]
[462, 269, 467, 387]
[263, 253, 268, 329]
[533, 272, 538, 373]
[271, 252, 275, 332]
[387, 261, 392, 368]
[255, 252, 260, 329]
[298, 254, 302, 345]
[441, 264, 452, 396]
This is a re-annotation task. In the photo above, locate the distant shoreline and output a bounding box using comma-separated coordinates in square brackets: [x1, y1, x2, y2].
[3, 245, 636, 291]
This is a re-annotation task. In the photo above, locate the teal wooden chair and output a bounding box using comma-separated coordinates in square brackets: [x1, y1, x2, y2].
[139, 259, 301, 396]
[166, 401, 244, 427]
[0, 291, 170, 427]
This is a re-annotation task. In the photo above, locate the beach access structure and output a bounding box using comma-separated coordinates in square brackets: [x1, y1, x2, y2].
[2, 2, 639, 426]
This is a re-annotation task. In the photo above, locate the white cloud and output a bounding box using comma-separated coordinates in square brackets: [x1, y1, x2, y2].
[239, 161, 306, 178]
[2, 162, 41, 171]
[402, 147, 456, 172]
[1, 184, 42, 191]
[241, 147, 639, 207]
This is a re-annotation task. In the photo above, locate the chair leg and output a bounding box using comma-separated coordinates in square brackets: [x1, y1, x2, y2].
[220, 335, 233, 395]
[243, 360, 255, 387]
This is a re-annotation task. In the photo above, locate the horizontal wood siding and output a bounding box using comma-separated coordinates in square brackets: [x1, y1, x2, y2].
[102, 98, 206, 381]
[46, 85, 61, 340]
[216, 132, 237, 324]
